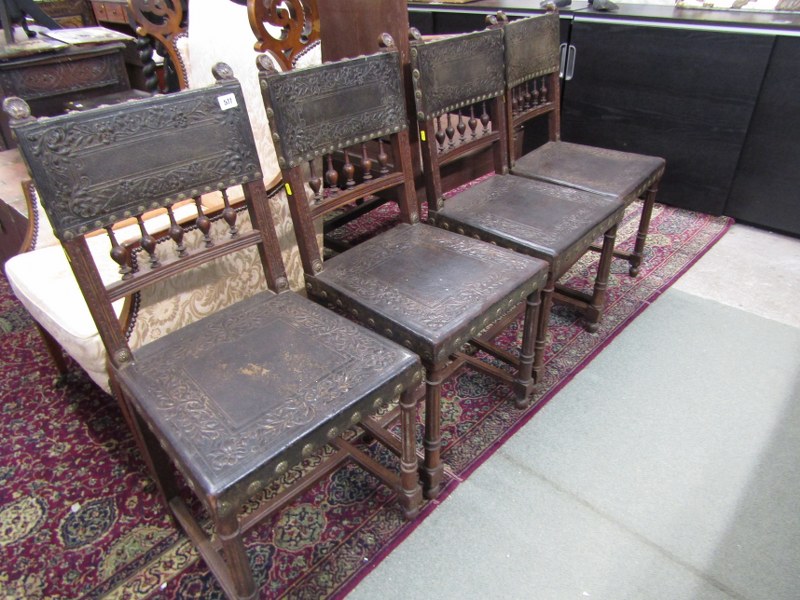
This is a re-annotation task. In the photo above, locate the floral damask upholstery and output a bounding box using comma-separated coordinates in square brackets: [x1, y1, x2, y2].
[129, 2, 324, 361]
[126, 211, 268, 351]
[184, 0, 321, 294]
[3, 186, 224, 391]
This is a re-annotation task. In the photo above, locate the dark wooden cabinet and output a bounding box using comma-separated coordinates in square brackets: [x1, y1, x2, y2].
[725, 36, 800, 235]
[410, 10, 488, 35]
[560, 21, 773, 216]
[87, 0, 154, 90]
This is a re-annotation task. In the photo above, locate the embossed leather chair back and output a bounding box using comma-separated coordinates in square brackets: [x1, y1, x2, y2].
[501, 9, 562, 156]
[7, 65, 424, 598]
[409, 26, 509, 213]
[258, 45, 420, 275]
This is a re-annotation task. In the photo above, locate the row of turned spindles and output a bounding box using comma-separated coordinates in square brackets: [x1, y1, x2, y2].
[510, 76, 549, 118]
[307, 139, 392, 205]
[433, 102, 492, 154]
[106, 188, 240, 278]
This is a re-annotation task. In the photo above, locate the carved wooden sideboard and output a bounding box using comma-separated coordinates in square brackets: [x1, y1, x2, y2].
[0, 42, 130, 148]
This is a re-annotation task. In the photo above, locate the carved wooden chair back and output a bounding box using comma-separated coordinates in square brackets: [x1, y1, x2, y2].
[499, 9, 562, 161]
[128, 0, 322, 91]
[248, 0, 321, 70]
[258, 41, 419, 274]
[7, 67, 423, 598]
[409, 26, 508, 214]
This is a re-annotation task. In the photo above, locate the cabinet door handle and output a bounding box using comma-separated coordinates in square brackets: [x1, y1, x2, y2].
[559, 42, 568, 79]
[565, 44, 577, 81]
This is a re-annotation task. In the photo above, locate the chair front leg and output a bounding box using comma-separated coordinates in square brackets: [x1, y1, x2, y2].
[398, 386, 423, 518]
[216, 511, 257, 600]
[586, 223, 617, 333]
[630, 184, 658, 277]
[533, 272, 555, 385]
[514, 289, 541, 408]
[422, 363, 445, 499]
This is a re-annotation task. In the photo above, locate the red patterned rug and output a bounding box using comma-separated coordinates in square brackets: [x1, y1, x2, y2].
[0, 200, 731, 599]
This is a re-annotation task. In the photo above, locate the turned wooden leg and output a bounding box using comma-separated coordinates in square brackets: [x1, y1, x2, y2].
[422, 364, 445, 499]
[630, 184, 658, 277]
[217, 512, 257, 600]
[533, 272, 555, 386]
[33, 321, 69, 379]
[398, 387, 423, 518]
[514, 290, 541, 408]
[586, 224, 617, 333]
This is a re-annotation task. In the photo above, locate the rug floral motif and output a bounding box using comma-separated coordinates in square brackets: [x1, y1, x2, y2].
[0, 200, 731, 599]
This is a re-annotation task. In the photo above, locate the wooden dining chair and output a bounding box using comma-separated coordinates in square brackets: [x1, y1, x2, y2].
[500, 9, 665, 277]
[257, 38, 549, 500]
[409, 25, 625, 385]
[6, 67, 423, 600]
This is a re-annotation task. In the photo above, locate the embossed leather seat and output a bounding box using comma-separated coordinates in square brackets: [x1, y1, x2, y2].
[6, 69, 423, 600]
[410, 26, 625, 384]
[502, 10, 665, 276]
[258, 40, 549, 499]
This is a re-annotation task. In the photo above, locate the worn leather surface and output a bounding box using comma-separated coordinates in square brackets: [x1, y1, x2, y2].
[512, 141, 666, 205]
[410, 27, 505, 120]
[262, 51, 407, 169]
[116, 290, 420, 499]
[504, 12, 561, 86]
[433, 174, 625, 276]
[310, 222, 549, 364]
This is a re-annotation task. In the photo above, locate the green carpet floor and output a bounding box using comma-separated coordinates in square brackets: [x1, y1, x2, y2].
[348, 288, 800, 600]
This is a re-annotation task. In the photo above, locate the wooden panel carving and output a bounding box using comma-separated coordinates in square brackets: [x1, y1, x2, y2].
[0, 51, 128, 100]
[10, 77, 261, 240]
[259, 51, 407, 168]
[410, 28, 505, 120]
